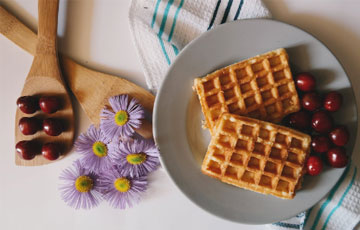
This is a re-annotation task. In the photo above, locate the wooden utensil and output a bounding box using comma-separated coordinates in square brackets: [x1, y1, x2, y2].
[14, 0, 74, 166]
[0, 6, 155, 137]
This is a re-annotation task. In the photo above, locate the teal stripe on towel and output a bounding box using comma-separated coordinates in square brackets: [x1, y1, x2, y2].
[151, 0, 162, 28]
[311, 164, 351, 229]
[158, 35, 171, 64]
[220, 0, 233, 23]
[321, 166, 357, 230]
[272, 222, 300, 229]
[158, 0, 175, 37]
[168, 0, 184, 42]
[233, 0, 244, 20]
[171, 44, 179, 55]
[207, 0, 221, 30]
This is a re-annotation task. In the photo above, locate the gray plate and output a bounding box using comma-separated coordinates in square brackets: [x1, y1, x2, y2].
[153, 19, 358, 224]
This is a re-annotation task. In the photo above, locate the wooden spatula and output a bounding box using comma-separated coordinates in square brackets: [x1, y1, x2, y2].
[0, 6, 155, 138]
[14, 0, 74, 166]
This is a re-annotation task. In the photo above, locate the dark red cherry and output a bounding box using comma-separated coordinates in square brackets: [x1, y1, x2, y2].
[302, 92, 322, 111]
[311, 111, 333, 133]
[15, 140, 38, 160]
[42, 143, 61, 160]
[289, 111, 311, 130]
[306, 156, 323, 176]
[311, 135, 331, 153]
[19, 117, 41, 135]
[43, 118, 63, 136]
[17, 96, 39, 114]
[327, 147, 348, 168]
[329, 126, 349, 147]
[324, 91, 343, 112]
[39, 96, 61, 114]
[295, 73, 316, 92]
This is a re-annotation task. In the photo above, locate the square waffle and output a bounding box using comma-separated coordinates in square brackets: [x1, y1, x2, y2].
[194, 48, 300, 134]
[201, 113, 311, 199]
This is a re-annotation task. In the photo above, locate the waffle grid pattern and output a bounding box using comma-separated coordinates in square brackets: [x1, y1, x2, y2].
[201, 113, 311, 199]
[194, 48, 300, 133]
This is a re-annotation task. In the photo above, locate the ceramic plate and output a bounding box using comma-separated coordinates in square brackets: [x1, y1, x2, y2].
[153, 19, 358, 224]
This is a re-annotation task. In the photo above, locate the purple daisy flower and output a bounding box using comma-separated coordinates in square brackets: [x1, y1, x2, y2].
[59, 160, 102, 209]
[109, 138, 160, 177]
[100, 95, 144, 139]
[99, 167, 147, 209]
[75, 125, 113, 172]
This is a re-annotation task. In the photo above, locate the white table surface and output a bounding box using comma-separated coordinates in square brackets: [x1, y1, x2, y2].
[1, 0, 359, 229]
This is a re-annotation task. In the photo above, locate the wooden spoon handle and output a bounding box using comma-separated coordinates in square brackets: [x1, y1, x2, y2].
[0, 6, 36, 54]
[37, 0, 59, 54]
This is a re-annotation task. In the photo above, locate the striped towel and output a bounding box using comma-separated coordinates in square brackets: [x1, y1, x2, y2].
[128, 0, 360, 229]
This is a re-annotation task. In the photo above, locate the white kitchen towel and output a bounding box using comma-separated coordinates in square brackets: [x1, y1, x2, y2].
[129, 0, 270, 91]
[128, 1, 360, 229]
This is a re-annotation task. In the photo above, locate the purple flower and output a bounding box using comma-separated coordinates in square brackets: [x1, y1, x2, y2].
[100, 95, 144, 139]
[59, 160, 102, 209]
[75, 125, 113, 172]
[99, 167, 147, 209]
[109, 138, 160, 177]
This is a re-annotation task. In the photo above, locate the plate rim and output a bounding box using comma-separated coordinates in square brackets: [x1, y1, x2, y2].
[153, 18, 359, 224]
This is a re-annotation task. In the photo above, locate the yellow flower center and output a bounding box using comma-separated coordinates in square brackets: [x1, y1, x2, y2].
[126, 153, 147, 165]
[114, 177, 131, 192]
[114, 110, 129, 126]
[92, 141, 108, 158]
[75, 176, 94, 193]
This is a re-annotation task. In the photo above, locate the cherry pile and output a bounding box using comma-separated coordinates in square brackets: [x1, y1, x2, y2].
[16, 95, 64, 161]
[283, 73, 349, 176]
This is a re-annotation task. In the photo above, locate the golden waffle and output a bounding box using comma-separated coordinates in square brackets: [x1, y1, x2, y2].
[201, 113, 311, 199]
[194, 48, 300, 133]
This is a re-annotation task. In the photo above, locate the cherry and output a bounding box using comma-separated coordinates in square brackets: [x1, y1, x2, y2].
[302, 92, 322, 111]
[43, 118, 63, 136]
[19, 117, 41, 135]
[17, 96, 39, 114]
[39, 96, 61, 114]
[329, 126, 349, 146]
[311, 111, 333, 133]
[295, 73, 316, 92]
[306, 156, 323, 176]
[324, 91, 343, 112]
[42, 143, 61, 160]
[15, 140, 38, 160]
[311, 135, 331, 153]
[289, 111, 311, 130]
[327, 147, 348, 168]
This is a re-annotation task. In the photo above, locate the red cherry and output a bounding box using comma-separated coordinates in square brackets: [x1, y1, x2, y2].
[327, 147, 348, 168]
[302, 92, 322, 111]
[295, 73, 316, 92]
[18, 117, 41, 135]
[15, 140, 39, 160]
[329, 126, 349, 146]
[311, 111, 333, 133]
[43, 118, 63, 136]
[42, 143, 61, 160]
[324, 91, 343, 112]
[39, 96, 61, 114]
[306, 156, 323, 176]
[289, 111, 311, 130]
[311, 135, 331, 153]
[17, 96, 39, 114]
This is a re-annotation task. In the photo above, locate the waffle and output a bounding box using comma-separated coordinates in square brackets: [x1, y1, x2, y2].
[201, 113, 311, 199]
[194, 48, 300, 133]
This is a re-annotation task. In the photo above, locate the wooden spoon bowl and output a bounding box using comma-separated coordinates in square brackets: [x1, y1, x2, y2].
[0, 5, 154, 140]
[14, 0, 74, 166]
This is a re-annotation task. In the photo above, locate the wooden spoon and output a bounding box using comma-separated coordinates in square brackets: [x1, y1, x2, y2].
[14, 0, 74, 166]
[0, 5, 154, 140]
